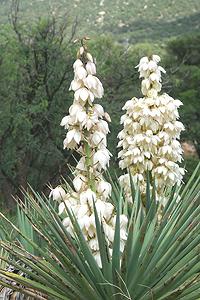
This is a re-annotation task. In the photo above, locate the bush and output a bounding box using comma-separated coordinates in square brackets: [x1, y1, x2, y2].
[0, 9, 76, 208]
[166, 34, 200, 157]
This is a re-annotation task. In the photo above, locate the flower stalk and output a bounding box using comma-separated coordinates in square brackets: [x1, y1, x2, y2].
[118, 55, 185, 205]
[84, 139, 96, 192]
[50, 39, 128, 267]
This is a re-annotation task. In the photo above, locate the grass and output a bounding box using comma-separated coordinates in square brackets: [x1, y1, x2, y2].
[0, 0, 200, 43]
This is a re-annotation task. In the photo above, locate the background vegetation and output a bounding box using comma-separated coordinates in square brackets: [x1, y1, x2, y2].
[0, 0, 200, 42]
[0, 0, 199, 210]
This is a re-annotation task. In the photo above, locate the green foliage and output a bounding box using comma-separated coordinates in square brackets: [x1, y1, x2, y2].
[168, 34, 200, 65]
[17, 204, 35, 254]
[0, 12, 166, 208]
[166, 34, 200, 157]
[0, 11, 77, 207]
[184, 156, 200, 183]
[0, 5, 199, 298]
[0, 165, 200, 299]
[0, 4, 199, 210]
[0, 0, 200, 42]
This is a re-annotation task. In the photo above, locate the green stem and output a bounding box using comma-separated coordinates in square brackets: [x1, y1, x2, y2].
[84, 140, 96, 193]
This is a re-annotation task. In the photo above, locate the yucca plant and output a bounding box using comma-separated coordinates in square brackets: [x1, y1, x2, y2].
[0, 200, 44, 299]
[1, 42, 200, 300]
[0, 163, 199, 299]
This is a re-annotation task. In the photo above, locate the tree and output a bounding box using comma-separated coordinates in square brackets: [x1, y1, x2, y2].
[0, 0, 77, 208]
[166, 34, 200, 157]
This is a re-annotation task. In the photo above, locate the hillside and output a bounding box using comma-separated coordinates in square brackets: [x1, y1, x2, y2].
[0, 0, 200, 43]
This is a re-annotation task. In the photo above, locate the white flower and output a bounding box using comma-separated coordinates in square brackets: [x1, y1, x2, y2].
[94, 252, 102, 268]
[139, 56, 149, 64]
[69, 79, 82, 91]
[82, 113, 99, 130]
[147, 88, 158, 98]
[80, 189, 96, 205]
[73, 59, 83, 70]
[62, 217, 70, 228]
[86, 61, 96, 75]
[93, 104, 104, 117]
[79, 46, 84, 55]
[58, 45, 123, 267]
[104, 224, 115, 242]
[76, 157, 86, 171]
[149, 72, 160, 82]
[74, 87, 94, 102]
[84, 75, 104, 98]
[148, 60, 157, 72]
[63, 129, 82, 149]
[135, 56, 148, 69]
[96, 120, 110, 135]
[85, 215, 96, 237]
[97, 180, 112, 198]
[91, 131, 107, 147]
[68, 103, 87, 124]
[58, 201, 66, 215]
[152, 54, 161, 63]
[103, 202, 114, 220]
[60, 115, 70, 129]
[73, 174, 86, 192]
[158, 66, 166, 74]
[49, 186, 66, 201]
[89, 238, 99, 251]
[77, 204, 89, 219]
[136, 56, 166, 96]
[86, 52, 94, 62]
[95, 199, 106, 217]
[119, 214, 128, 232]
[118, 54, 185, 204]
[104, 112, 111, 122]
[93, 149, 111, 170]
[75, 66, 87, 80]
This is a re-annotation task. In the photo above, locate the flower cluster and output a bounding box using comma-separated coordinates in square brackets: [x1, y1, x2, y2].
[118, 55, 185, 204]
[50, 44, 127, 267]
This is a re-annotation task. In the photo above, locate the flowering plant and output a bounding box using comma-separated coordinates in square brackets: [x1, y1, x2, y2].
[118, 55, 185, 206]
[0, 41, 200, 300]
[50, 39, 127, 267]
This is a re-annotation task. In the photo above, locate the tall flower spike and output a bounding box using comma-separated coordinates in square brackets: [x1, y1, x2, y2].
[50, 39, 127, 267]
[118, 55, 185, 205]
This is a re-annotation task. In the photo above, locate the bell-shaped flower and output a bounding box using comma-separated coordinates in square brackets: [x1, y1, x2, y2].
[84, 75, 104, 98]
[80, 189, 96, 206]
[93, 148, 111, 170]
[86, 61, 96, 75]
[49, 186, 66, 201]
[63, 129, 82, 149]
[74, 66, 87, 80]
[69, 79, 83, 91]
[97, 180, 112, 199]
[73, 59, 83, 70]
[73, 174, 86, 192]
